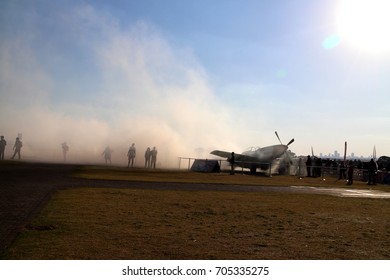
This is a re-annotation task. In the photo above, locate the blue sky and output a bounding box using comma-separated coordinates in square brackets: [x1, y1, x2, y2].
[1, 0, 389, 164]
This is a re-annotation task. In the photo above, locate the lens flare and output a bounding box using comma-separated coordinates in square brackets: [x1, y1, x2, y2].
[322, 34, 341, 49]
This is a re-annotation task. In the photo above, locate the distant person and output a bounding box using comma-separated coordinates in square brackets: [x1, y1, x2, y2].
[314, 157, 322, 178]
[347, 161, 354, 185]
[338, 161, 346, 180]
[367, 158, 377, 185]
[11, 137, 22, 160]
[127, 143, 136, 167]
[150, 147, 158, 168]
[61, 142, 69, 162]
[306, 155, 312, 177]
[229, 152, 235, 175]
[102, 146, 113, 164]
[0, 136, 6, 160]
[144, 147, 151, 168]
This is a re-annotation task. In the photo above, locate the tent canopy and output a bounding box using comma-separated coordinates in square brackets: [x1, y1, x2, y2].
[191, 159, 220, 172]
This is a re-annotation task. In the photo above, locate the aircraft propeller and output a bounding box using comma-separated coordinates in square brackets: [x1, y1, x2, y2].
[275, 131, 294, 164]
[275, 131, 294, 147]
[287, 138, 295, 146]
[275, 131, 282, 145]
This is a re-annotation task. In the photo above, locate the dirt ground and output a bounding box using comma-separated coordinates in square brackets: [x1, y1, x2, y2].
[1, 161, 390, 259]
[0, 161, 296, 255]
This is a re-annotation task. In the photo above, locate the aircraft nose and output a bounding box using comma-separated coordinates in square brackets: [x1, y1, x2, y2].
[273, 145, 288, 157]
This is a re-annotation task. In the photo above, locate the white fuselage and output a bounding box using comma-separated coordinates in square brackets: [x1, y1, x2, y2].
[242, 144, 288, 163]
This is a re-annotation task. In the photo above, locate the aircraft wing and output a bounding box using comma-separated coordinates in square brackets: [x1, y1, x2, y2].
[210, 150, 258, 163]
[210, 150, 232, 159]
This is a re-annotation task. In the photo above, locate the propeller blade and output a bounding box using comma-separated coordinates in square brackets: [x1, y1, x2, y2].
[287, 138, 294, 146]
[275, 131, 282, 144]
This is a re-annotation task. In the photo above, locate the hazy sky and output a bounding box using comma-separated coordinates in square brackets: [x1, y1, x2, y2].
[1, 0, 389, 165]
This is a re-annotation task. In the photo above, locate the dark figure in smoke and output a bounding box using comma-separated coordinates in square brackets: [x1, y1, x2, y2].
[229, 152, 235, 175]
[62, 142, 69, 162]
[347, 161, 354, 185]
[150, 147, 157, 168]
[367, 158, 377, 185]
[144, 147, 151, 168]
[306, 155, 312, 177]
[127, 143, 136, 167]
[11, 137, 22, 160]
[102, 146, 113, 164]
[0, 136, 6, 160]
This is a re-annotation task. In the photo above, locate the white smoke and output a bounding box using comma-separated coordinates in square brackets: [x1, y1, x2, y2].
[0, 4, 241, 167]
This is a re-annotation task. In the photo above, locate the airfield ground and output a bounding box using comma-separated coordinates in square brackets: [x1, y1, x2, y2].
[1, 161, 390, 259]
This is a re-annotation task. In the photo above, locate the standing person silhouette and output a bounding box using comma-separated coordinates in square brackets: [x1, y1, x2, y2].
[367, 158, 377, 185]
[127, 143, 136, 167]
[229, 152, 235, 175]
[306, 155, 312, 177]
[102, 146, 113, 164]
[150, 147, 158, 168]
[338, 161, 346, 180]
[62, 142, 69, 162]
[144, 147, 151, 168]
[11, 137, 22, 160]
[0, 136, 6, 160]
[347, 161, 354, 185]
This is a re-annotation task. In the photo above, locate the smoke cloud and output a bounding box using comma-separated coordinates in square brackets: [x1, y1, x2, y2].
[0, 4, 241, 167]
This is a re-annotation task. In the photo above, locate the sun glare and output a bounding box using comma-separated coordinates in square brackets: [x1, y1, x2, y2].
[336, 0, 390, 54]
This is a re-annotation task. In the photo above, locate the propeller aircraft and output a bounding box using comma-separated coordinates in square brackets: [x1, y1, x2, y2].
[210, 131, 294, 173]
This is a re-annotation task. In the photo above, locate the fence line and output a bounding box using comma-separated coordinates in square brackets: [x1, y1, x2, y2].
[303, 165, 389, 183]
[178, 157, 388, 183]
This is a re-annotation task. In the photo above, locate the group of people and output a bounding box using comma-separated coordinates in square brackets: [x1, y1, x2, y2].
[0, 134, 159, 168]
[306, 155, 379, 185]
[0, 136, 23, 160]
[343, 158, 377, 185]
[126, 144, 158, 168]
[143, 146, 158, 168]
[101, 143, 158, 168]
[335, 160, 358, 185]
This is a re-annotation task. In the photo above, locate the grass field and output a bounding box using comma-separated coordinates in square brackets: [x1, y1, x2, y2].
[3, 166, 390, 259]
